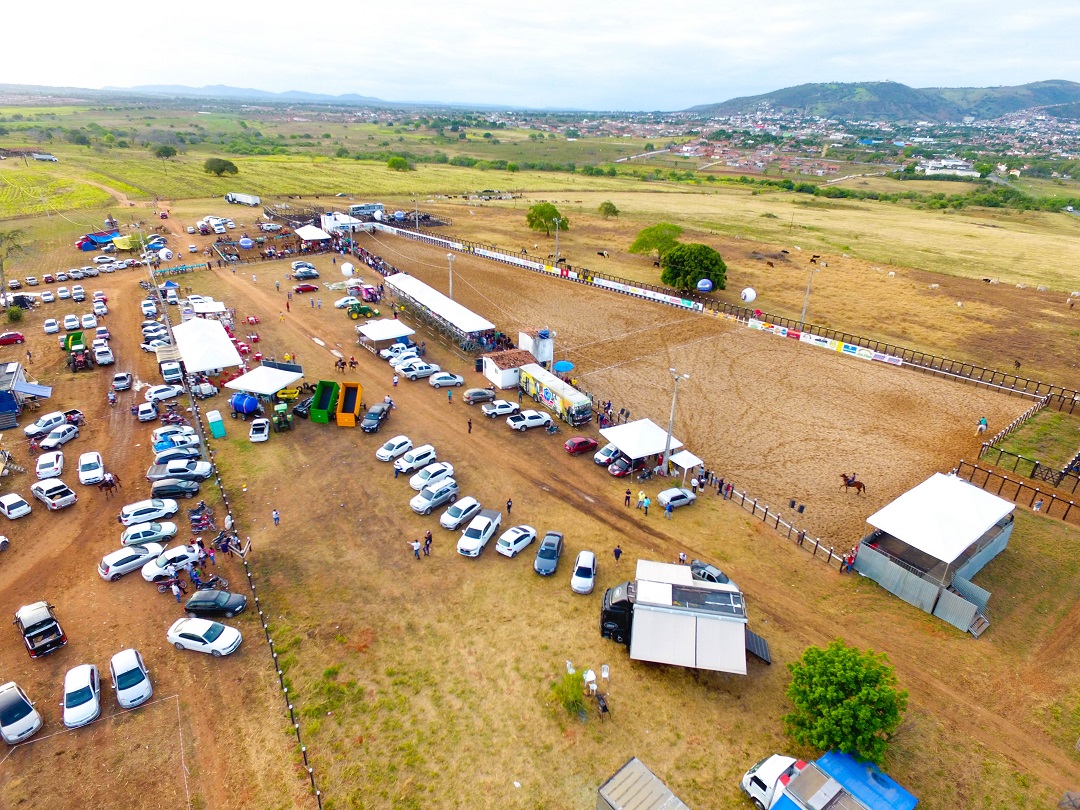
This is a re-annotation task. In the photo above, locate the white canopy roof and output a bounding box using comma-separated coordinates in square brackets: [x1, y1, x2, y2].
[294, 224, 331, 241]
[599, 419, 683, 460]
[171, 317, 242, 373]
[190, 300, 227, 315]
[225, 366, 303, 396]
[357, 319, 416, 341]
[669, 449, 702, 471]
[866, 473, 1015, 564]
[384, 273, 495, 334]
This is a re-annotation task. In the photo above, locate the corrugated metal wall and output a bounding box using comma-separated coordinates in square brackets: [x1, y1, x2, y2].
[954, 524, 1012, 582]
[932, 588, 978, 631]
[853, 546, 940, 612]
[952, 576, 991, 613]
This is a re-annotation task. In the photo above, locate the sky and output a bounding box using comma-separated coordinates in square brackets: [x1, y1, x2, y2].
[6, 0, 1080, 110]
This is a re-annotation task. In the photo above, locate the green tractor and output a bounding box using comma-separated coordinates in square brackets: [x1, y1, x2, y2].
[347, 303, 381, 320]
[272, 402, 294, 432]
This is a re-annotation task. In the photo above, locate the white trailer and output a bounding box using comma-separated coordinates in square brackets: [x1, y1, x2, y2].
[225, 193, 261, 207]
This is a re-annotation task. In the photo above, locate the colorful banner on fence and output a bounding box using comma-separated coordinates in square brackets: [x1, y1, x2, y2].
[749, 320, 903, 367]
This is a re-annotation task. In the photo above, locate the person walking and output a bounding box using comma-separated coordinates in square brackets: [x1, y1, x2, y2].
[643, 496, 651, 516]
[171, 581, 183, 603]
[623, 489, 631, 507]
[447, 390, 453, 404]
[311, 297, 315, 308]
[665, 502, 674, 520]
[506, 497, 513, 515]
[275, 280, 280, 291]
[636, 490, 645, 509]
[717, 476, 725, 496]
[424, 530, 432, 556]
[279, 311, 285, 322]
[393, 374, 399, 387]
[252, 274, 257, 284]
[286, 300, 290, 313]
[272, 509, 280, 526]
[613, 545, 622, 564]
[690, 477, 699, 494]
[517, 388, 523, 404]
[317, 299, 322, 309]
[467, 419, 472, 434]
[408, 539, 421, 560]
[25, 350, 31, 365]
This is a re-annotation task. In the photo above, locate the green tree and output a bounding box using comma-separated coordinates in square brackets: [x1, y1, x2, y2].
[660, 243, 727, 292]
[628, 222, 683, 259]
[6, 306, 23, 324]
[526, 203, 568, 236]
[154, 144, 177, 174]
[203, 158, 238, 176]
[785, 639, 908, 765]
[387, 156, 410, 171]
[0, 229, 27, 303]
[506, 162, 519, 173]
[598, 200, 619, 219]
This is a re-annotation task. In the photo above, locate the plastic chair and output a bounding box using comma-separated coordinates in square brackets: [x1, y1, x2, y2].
[601, 664, 609, 682]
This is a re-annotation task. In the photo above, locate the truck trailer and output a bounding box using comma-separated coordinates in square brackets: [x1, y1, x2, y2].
[225, 193, 261, 207]
[600, 560, 771, 674]
[518, 363, 592, 426]
[741, 752, 917, 810]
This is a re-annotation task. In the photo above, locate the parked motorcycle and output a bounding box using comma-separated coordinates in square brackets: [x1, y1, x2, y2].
[193, 574, 229, 591]
[157, 576, 188, 594]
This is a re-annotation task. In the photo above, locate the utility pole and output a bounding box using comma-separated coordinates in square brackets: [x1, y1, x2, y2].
[446, 253, 454, 300]
[800, 266, 817, 327]
[554, 217, 560, 260]
[662, 368, 689, 470]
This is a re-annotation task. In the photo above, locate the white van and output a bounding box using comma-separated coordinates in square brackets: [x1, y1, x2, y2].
[141, 300, 158, 317]
[166, 289, 179, 306]
[160, 362, 183, 384]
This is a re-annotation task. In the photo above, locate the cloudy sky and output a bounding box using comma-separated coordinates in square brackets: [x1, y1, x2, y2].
[7, 1, 1079, 110]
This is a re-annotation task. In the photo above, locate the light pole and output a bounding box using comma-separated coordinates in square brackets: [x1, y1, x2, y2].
[554, 217, 560, 261]
[800, 266, 817, 327]
[446, 253, 454, 300]
[662, 368, 689, 471]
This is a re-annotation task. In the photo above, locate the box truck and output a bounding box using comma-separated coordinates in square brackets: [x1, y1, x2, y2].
[225, 193, 261, 207]
[600, 560, 771, 674]
[518, 363, 592, 426]
[740, 751, 917, 810]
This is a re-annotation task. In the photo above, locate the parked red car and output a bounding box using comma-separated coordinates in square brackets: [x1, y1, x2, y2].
[608, 455, 647, 477]
[293, 283, 319, 294]
[564, 436, 599, 456]
[0, 331, 26, 346]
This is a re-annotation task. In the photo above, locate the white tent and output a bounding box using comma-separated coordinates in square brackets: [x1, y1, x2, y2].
[669, 449, 703, 483]
[171, 317, 243, 373]
[357, 319, 416, 341]
[190, 300, 227, 315]
[599, 419, 683, 460]
[294, 224, 332, 241]
[384, 273, 495, 334]
[224, 366, 303, 396]
[866, 473, 1015, 564]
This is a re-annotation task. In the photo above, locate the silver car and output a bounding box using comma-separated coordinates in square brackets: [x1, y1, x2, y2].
[410, 478, 460, 515]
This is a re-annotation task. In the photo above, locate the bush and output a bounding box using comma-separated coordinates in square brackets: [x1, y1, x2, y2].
[6, 306, 23, 324]
[387, 156, 410, 172]
[550, 670, 585, 715]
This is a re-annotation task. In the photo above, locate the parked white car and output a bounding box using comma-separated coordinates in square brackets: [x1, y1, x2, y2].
[80, 313, 98, 330]
[0, 493, 32, 520]
[439, 496, 482, 530]
[656, 488, 697, 510]
[495, 525, 537, 558]
[506, 410, 552, 431]
[98, 543, 165, 581]
[141, 544, 201, 582]
[375, 435, 412, 462]
[61, 664, 101, 729]
[570, 550, 598, 594]
[409, 462, 455, 491]
[594, 443, 620, 466]
[35, 451, 64, 480]
[43, 318, 60, 334]
[40, 424, 79, 451]
[144, 384, 185, 403]
[428, 372, 465, 389]
[77, 451, 105, 485]
[457, 511, 502, 557]
[152, 425, 195, 443]
[0, 682, 43, 744]
[120, 521, 178, 547]
[249, 418, 271, 443]
[119, 498, 179, 527]
[166, 618, 242, 657]
[482, 400, 519, 418]
[109, 649, 153, 709]
[394, 444, 437, 474]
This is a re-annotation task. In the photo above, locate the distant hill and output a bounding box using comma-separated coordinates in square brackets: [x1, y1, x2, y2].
[688, 80, 1080, 122]
[103, 84, 391, 106]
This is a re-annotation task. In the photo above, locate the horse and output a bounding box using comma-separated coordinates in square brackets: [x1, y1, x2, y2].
[98, 477, 118, 498]
[840, 473, 866, 495]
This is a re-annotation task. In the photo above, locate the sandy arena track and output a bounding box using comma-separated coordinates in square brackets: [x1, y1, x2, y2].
[354, 230, 1026, 542]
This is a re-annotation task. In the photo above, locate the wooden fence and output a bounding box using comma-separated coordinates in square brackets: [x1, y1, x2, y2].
[954, 460, 1078, 525]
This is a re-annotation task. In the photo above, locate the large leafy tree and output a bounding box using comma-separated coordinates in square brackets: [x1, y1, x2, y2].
[660, 243, 726, 293]
[154, 144, 177, 175]
[0, 229, 27, 300]
[204, 157, 238, 176]
[598, 200, 619, 219]
[785, 639, 908, 765]
[525, 202, 568, 236]
[628, 222, 682, 259]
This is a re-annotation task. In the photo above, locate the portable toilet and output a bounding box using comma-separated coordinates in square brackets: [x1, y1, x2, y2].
[206, 409, 226, 439]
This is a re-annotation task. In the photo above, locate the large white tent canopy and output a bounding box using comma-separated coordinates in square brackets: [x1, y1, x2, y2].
[357, 319, 416, 341]
[172, 317, 242, 373]
[224, 366, 303, 396]
[599, 419, 683, 460]
[294, 224, 332, 241]
[384, 273, 495, 334]
[866, 473, 1015, 564]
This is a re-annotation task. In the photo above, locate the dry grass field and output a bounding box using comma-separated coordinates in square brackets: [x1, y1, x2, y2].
[0, 161, 1078, 809]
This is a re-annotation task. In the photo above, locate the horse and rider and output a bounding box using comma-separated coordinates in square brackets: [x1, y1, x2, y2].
[840, 473, 866, 495]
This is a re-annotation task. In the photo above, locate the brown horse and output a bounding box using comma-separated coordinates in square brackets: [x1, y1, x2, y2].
[840, 473, 866, 495]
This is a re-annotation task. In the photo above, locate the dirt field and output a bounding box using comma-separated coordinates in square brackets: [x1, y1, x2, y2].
[1, 201, 1078, 810]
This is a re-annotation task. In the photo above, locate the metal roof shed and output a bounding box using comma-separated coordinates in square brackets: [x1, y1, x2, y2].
[597, 757, 689, 810]
[384, 273, 495, 337]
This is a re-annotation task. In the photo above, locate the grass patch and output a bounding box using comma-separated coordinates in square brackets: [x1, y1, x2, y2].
[996, 410, 1080, 471]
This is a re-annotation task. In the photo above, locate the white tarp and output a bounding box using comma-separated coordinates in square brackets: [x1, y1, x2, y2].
[356, 319, 416, 341]
[669, 449, 702, 471]
[599, 419, 682, 460]
[190, 300, 227, 315]
[224, 366, 303, 396]
[384, 273, 495, 334]
[171, 317, 243, 373]
[866, 473, 1015, 564]
[294, 224, 332, 241]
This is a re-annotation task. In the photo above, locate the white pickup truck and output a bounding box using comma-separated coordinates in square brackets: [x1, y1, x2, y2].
[30, 479, 78, 511]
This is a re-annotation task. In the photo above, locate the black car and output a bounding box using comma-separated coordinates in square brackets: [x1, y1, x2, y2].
[293, 396, 314, 419]
[293, 268, 320, 280]
[533, 531, 564, 576]
[151, 478, 201, 499]
[183, 590, 247, 619]
[360, 402, 391, 433]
